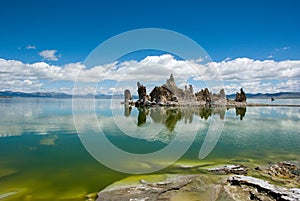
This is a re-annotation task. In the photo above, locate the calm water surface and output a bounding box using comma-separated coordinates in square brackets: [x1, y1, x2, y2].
[0, 98, 299, 200]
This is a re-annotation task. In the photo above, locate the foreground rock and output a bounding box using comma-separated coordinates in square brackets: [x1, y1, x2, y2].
[96, 175, 225, 201]
[97, 173, 300, 201]
[226, 175, 300, 201]
[97, 162, 300, 201]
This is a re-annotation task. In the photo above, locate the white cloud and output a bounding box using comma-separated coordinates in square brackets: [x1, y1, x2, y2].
[26, 45, 36, 50]
[0, 58, 83, 92]
[282, 46, 290, 51]
[39, 50, 59, 61]
[0, 55, 299, 94]
[23, 79, 33, 85]
[190, 57, 204, 63]
[205, 58, 300, 81]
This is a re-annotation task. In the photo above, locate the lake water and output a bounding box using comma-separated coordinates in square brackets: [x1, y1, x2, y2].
[0, 98, 299, 200]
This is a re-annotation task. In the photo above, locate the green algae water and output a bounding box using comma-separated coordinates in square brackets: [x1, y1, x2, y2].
[0, 98, 299, 200]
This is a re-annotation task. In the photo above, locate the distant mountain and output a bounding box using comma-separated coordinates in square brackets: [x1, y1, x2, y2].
[0, 91, 72, 98]
[0, 91, 139, 99]
[226, 92, 300, 99]
[1, 91, 299, 99]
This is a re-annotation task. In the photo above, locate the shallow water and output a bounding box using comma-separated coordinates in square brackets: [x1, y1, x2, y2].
[0, 98, 299, 200]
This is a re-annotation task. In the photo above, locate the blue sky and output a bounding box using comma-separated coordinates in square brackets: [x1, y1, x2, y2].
[0, 0, 299, 94]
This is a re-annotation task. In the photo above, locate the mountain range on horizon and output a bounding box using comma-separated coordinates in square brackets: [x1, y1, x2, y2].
[0, 91, 300, 99]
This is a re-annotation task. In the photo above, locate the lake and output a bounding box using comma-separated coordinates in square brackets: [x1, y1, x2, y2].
[0, 98, 299, 200]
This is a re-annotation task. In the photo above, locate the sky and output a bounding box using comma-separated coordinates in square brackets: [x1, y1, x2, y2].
[0, 0, 299, 94]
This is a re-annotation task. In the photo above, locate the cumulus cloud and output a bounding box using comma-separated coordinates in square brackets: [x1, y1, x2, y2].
[203, 58, 300, 81]
[39, 50, 59, 61]
[0, 58, 83, 92]
[0, 55, 299, 94]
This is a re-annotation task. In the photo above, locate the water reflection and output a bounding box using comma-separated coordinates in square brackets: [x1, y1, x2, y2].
[3, 98, 300, 141]
[235, 107, 246, 120]
[150, 107, 182, 132]
[137, 107, 149, 127]
[0, 98, 76, 137]
[0, 98, 251, 139]
[126, 106, 231, 131]
[124, 105, 132, 117]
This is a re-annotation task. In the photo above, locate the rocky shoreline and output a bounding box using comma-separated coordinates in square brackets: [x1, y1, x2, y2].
[96, 162, 300, 201]
[122, 74, 300, 108]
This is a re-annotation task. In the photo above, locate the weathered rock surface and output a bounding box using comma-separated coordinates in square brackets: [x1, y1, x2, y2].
[97, 162, 300, 201]
[124, 89, 133, 104]
[226, 175, 300, 201]
[234, 88, 247, 102]
[134, 75, 228, 107]
[219, 88, 226, 99]
[163, 74, 185, 99]
[96, 175, 206, 201]
[135, 82, 152, 107]
[195, 88, 211, 104]
[123, 75, 300, 108]
[97, 172, 300, 201]
[149, 86, 177, 105]
[96, 174, 240, 201]
[137, 82, 146, 99]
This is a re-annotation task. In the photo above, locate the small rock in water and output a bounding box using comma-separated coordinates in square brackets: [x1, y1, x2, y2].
[139, 179, 149, 185]
[208, 164, 248, 175]
[0, 192, 17, 200]
[267, 161, 299, 178]
[256, 161, 300, 186]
